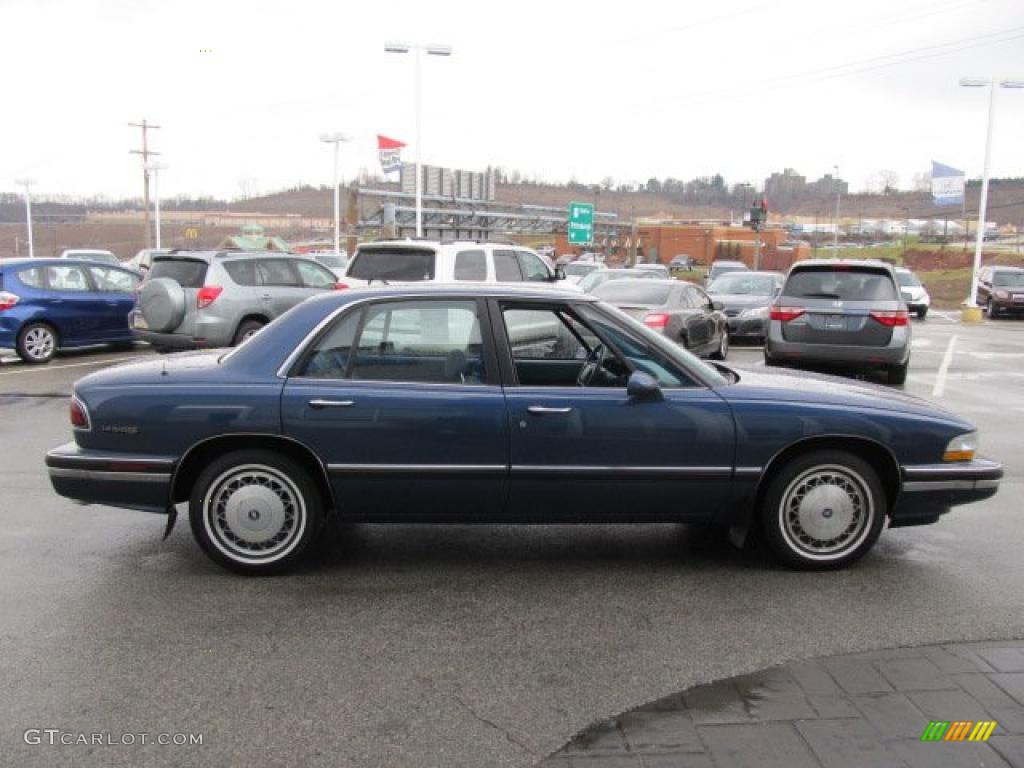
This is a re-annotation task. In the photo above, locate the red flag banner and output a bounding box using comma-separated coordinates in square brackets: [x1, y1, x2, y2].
[377, 135, 406, 173]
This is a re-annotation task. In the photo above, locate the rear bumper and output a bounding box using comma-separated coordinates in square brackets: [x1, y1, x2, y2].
[726, 316, 768, 338]
[132, 311, 235, 349]
[766, 326, 909, 367]
[890, 458, 1003, 526]
[46, 442, 175, 513]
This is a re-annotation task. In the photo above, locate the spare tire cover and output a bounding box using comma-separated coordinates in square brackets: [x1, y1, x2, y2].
[139, 278, 186, 332]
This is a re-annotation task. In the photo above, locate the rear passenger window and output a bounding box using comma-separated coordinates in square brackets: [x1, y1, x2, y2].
[87, 266, 138, 293]
[17, 268, 44, 288]
[350, 300, 486, 385]
[295, 309, 363, 379]
[223, 260, 257, 286]
[46, 265, 90, 292]
[454, 250, 486, 281]
[494, 251, 522, 282]
[256, 260, 300, 287]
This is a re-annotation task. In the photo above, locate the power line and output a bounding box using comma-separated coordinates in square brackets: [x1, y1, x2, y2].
[129, 119, 160, 249]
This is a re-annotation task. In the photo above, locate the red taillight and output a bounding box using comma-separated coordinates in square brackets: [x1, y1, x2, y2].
[770, 305, 806, 322]
[70, 397, 89, 429]
[332, 282, 349, 291]
[196, 286, 223, 309]
[644, 312, 669, 329]
[0, 291, 19, 311]
[869, 309, 909, 327]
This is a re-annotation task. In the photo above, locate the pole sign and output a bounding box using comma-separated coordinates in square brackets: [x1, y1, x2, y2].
[931, 161, 965, 207]
[568, 201, 594, 245]
[377, 135, 406, 175]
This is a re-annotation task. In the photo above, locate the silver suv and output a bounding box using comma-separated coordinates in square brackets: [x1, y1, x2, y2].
[132, 251, 339, 350]
[341, 240, 564, 287]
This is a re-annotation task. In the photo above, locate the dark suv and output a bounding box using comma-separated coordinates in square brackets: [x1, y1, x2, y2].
[765, 260, 911, 385]
[977, 266, 1024, 318]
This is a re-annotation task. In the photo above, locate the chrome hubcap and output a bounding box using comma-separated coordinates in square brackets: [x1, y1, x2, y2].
[779, 465, 873, 560]
[24, 327, 54, 359]
[204, 465, 306, 563]
[720, 334, 729, 356]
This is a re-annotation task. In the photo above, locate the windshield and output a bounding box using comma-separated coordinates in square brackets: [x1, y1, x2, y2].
[593, 281, 674, 305]
[896, 271, 922, 288]
[564, 263, 599, 277]
[708, 273, 777, 295]
[784, 267, 898, 301]
[993, 271, 1024, 287]
[347, 248, 436, 281]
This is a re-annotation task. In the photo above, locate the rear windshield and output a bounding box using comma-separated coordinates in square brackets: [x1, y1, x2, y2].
[594, 281, 674, 305]
[708, 273, 777, 295]
[993, 271, 1024, 287]
[149, 258, 209, 287]
[711, 263, 747, 276]
[347, 248, 436, 282]
[784, 266, 898, 301]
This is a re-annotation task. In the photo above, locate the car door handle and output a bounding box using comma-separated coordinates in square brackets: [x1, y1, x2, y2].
[308, 399, 355, 409]
[261, 293, 272, 300]
[527, 406, 573, 414]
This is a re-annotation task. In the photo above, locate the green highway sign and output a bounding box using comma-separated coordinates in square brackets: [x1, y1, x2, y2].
[568, 201, 594, 245]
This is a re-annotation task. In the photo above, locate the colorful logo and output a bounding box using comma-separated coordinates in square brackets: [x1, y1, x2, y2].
[920, 721, 997, 742]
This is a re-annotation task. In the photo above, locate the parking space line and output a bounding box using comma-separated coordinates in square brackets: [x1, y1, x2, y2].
[930, 310, 960, 323]
[932, 334, 958, 398]
[0, 355, 142, 377]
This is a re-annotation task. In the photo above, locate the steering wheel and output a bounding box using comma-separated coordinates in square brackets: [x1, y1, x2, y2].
[576, 343, 608, 387]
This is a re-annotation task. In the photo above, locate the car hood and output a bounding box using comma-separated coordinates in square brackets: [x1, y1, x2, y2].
[708, 292, 772, 310]
[717, 365, 971, 425]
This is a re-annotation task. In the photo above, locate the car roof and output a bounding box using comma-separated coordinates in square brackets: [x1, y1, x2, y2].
[711, 270, 782, 277]
[794, 258, 895, 270]
[711, 260, 747, 267]
[307, 282, 598, 306]
[63, 248, 114, 254]
[0, 257, 134, 270]
[989, 265, 1024, 272]
[597, 278, 679, 288]
[152, 250, 315, 263]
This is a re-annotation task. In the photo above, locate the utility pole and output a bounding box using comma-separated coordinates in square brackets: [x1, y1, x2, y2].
[833, 165, 841, 250]
[14, 178, 35, 258]
[129, 120, 161, 249]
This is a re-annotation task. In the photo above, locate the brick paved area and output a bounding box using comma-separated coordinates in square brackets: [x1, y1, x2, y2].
[540, 642, 1024, 767]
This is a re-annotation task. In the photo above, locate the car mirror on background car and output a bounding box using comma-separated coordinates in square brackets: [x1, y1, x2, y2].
[554, 266, 566, 281]
[626, 371, 662, 401]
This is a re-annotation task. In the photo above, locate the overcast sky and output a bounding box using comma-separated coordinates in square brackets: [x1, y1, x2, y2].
[2, 0, 1024, 200]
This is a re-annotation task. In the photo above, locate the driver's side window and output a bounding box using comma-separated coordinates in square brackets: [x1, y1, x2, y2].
[502, 306, 628, 388]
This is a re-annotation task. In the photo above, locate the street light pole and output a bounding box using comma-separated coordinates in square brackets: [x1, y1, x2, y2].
[146, 164, 166, 250]
[14, 178, 35, 258]
[960, 77, 1024, 308]
[385, 41, 453, 238]
[833, 165, 841, 250]
[320, 132, 351, 253]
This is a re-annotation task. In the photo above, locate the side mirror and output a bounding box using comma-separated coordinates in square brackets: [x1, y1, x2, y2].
[553, 266, 566, 281]
[712, 300, 724, 311]
[627, 371, 662, 401]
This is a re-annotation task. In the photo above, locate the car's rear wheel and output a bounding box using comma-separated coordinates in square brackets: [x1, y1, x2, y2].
[916, 307, 927, 319]
[887, 360, 909, 386]
[232, 319, 265, 346]
[712, 330, 729, 360]
[764, 349, 782, 367]
[986, 298, 997, 318]
[16, 323, 57, 364]
[761, 450, 886, 570]
[189, 450, 323, 575]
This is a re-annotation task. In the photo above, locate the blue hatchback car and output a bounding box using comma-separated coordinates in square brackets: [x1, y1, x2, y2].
[46, 284, 1001, 575]
[0, 258, 141, 363]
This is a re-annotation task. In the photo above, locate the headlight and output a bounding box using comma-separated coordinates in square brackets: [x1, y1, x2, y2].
[943, 431, 978, 462]
[995, 290, 1009, 300]
[740, 305, 770, 319]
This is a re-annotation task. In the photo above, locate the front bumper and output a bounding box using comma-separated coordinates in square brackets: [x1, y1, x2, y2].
[890, 458, 1003, 526]
[46, 442, 175, 513]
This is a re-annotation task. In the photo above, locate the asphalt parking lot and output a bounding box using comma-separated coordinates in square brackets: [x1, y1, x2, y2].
[1, 314, 1022, 768]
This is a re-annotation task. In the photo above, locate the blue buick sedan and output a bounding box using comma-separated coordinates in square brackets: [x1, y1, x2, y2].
[46, 285, 1002, 575]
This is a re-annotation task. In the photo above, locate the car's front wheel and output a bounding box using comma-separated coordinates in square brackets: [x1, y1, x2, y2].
[760, 450, 886, 570]
[189, 450, 323, 575]
[16, 322, 57, 364]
